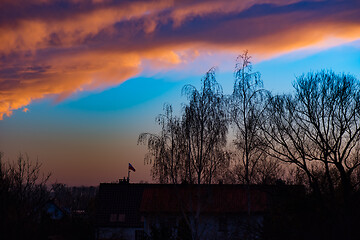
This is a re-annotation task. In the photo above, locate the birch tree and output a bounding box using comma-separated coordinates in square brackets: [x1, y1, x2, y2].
[182, 67, 229, 184]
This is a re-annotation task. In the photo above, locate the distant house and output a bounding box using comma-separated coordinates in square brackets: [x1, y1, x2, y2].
[43, 199, 69, 221]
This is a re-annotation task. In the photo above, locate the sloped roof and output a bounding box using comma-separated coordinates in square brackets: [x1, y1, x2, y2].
[140, 184, 267, 214]
[96, 183, 146, 228]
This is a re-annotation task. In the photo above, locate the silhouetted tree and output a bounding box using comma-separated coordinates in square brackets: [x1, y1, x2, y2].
[182, 67, 229, 184]
[139, 68, 229, 185]
[264, 71, 360, 198]
[263, 71, 360, 240]
[229, 51, 283, 186]
[0, 153, 51, 239]
[138, 104, 188, 184]
[230, 51, 263, 185]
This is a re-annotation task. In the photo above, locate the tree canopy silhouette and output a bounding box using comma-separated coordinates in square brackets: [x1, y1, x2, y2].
[139, 68, 229, 184]
[264, 71, 360, 199]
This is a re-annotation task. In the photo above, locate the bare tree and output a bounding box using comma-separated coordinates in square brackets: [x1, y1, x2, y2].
[182, 67, 229, 185]
[139, 68, 229, 185]
[138, 104, 187, 184]
[229, 51, 281, 186]
[0, 153, 51, 239]
[264, 71, 360, 200]
[9, 153, 51, 204]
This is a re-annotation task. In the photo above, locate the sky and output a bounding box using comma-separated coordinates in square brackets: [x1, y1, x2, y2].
[1, 0, 360, 186]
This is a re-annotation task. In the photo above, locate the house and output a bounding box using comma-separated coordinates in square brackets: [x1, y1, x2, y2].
[140, 184, 267, 240]
[43, 199, 69, 220]
[96, 182, 146, 240]
[95, 182, 280, 240]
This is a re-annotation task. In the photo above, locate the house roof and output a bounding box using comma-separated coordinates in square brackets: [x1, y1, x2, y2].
[96, 183, 146, 228]
[139, 184, 268, 214]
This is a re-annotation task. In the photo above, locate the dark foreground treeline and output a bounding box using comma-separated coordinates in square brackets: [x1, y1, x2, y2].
[263, 183, 360, 240]
[139, 51, 360, 240]
[0, 153, 97, 240]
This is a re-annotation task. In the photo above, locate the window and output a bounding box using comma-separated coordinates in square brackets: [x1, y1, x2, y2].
[135, 230, 145, 240]
[168, 217, 177, 229]
[109, 213, 117, 222]
[218, 217, 228, 232]
[118, 214, 125, 222]
[109, 213, 125, 222]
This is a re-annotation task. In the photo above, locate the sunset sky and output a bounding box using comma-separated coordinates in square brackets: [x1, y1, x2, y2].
[1, 0, 360, 186]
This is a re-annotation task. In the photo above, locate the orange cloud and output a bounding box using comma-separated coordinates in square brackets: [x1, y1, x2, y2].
[0, 47, 190, 119]
[0, 1, 174, 54]
[1, 0, 360, 119]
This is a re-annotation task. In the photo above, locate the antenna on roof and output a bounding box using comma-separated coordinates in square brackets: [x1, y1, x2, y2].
[119, 177, 128, 184]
